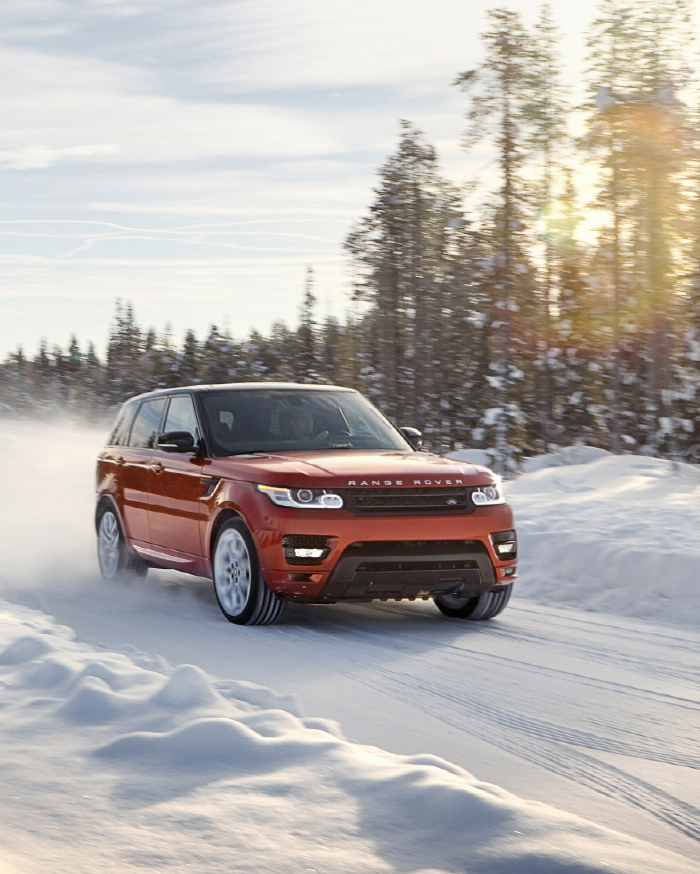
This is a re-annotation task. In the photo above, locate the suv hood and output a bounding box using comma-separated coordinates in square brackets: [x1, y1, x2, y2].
[208, 449, 494, 487]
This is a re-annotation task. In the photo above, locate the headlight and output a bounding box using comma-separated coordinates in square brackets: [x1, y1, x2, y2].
[256, 484, 344, 510]
[471, 483, 506, 506]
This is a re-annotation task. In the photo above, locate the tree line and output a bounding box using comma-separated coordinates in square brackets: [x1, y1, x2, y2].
[3, 0, 700, 469]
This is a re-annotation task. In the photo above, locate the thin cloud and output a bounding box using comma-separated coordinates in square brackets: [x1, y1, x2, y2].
[0, 144, 118, 170]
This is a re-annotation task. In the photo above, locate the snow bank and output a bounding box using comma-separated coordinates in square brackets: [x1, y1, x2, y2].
[448, 445, 610, 473]
[508, 453, 700, 627]
[0, 602, 696, 874]
[446, 447, 495, 467]
[520, 445, 611, 473]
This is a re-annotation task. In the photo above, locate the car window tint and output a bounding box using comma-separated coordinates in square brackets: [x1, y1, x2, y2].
[108, 403, 137, 446]
[128, 398, 167, 449]
[200, 389, 408, 455]
[163, 395, 200, 442]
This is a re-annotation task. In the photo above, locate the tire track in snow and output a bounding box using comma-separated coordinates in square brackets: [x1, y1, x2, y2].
[296, 613, 700, 714]
[287, 618, 700, 770]
[371, 661, 700, 768]
[370, 603, 700, 690]
[427, 663, 695, 765]
[355, 662, 700, 844]
[276, 619, 700, 843]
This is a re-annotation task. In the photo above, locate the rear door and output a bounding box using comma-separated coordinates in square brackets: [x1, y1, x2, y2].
[119, 397, 167, 544]
[147, 393, 208, 558]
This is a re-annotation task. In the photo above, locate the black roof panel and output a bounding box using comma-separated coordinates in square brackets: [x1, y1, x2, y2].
[124, 382, 355, 404]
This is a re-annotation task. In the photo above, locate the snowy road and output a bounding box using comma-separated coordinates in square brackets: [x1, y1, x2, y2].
[1, 421, 699, 869]
[9, 573, 700, 865]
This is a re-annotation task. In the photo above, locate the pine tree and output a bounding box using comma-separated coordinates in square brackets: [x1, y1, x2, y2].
[585, 0, 696, 454]
[318, 316, 343, 385]
[296, 267, 322, 383]
[454, 8, 536, 469]
[550, 172, 610, 445]
[178, 329, 200, 385]
[523, 3, 569, 451]
[105, 300, 144, 404]
[0, 347, 32, 414]
[345, 122, 471, 432]
[201, 325, 237, 383]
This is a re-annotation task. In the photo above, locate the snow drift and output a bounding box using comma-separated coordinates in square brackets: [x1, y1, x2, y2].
[507, 452, 700, 627]
[0, 601, 696, 874]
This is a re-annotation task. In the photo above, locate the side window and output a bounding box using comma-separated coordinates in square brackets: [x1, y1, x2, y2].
[108, 403, 136, 446]
[128, 398, 167, 449]
[163, 395, 200, 443]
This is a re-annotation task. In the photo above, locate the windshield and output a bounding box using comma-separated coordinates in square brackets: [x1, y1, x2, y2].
[200, 389, 410, 456]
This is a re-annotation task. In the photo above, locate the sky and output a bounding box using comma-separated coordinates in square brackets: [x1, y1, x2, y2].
[0, 0, 676, 359]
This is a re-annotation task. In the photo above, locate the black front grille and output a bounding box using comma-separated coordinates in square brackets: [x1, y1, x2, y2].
[339, 486, 472, 515]
[282, 535, 329, 550]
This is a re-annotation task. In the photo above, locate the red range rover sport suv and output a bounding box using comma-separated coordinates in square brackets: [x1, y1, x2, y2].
[96, 383, 517, 625]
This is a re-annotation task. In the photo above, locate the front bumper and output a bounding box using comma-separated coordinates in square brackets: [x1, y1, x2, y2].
[301, 539, 498, 603]
[215, 486, 517, 602]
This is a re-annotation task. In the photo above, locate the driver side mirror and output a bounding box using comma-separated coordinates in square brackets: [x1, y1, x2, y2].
[157, 430, 195, 453]
[399, 426, 423, 451]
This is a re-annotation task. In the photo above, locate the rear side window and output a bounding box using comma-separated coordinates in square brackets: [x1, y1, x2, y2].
[128, 398, 167, 449]
[163, 394, 201, 443]
[108, 403, 137, 446]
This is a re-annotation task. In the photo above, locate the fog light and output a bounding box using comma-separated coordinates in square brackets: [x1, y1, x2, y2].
[294, 548, 325, 559]
[491, 529, 517, 559]
[282, 535, 331, 565]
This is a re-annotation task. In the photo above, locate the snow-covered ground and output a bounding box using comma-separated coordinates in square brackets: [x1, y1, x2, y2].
[508, 448, 700, 628]
[1, 421, 699, 873]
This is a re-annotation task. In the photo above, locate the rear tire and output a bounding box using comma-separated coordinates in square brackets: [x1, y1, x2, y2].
[212, 519, 285, 626]
[96, 506, 148, 582]
[435, 583, 512, 620]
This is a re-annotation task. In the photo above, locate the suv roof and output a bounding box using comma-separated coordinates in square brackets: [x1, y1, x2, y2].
[126, 382, 356, 404]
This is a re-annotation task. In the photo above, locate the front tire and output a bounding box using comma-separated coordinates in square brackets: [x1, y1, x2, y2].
[435, 583, 512, 620]
[96, 507, 148, 582]
[212, 519, 285, 625]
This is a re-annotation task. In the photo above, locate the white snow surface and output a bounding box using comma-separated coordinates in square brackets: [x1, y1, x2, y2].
[0, 422, 699, 873]
[508, 450, 700, 628]
[3, 601, 697, 874]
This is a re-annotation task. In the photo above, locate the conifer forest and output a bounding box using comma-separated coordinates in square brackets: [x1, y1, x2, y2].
[4, 1, 700, 471]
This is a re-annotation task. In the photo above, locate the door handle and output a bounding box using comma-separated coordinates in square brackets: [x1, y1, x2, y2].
[148, 462, 164, 474]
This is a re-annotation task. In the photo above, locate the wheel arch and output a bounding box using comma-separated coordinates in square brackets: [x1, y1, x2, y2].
[95, 494, 122, 532]
[209, 508, 244, 559]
